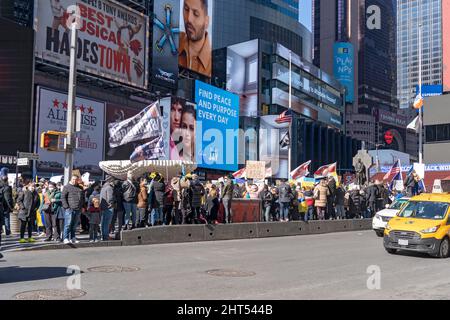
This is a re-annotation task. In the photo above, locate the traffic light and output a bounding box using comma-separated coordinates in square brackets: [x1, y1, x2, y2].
[40, 131, 65, 151]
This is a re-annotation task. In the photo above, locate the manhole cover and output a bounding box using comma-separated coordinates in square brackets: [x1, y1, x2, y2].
[87, 265, 140, 273]
[14, 289, 86, 300]
[206, 269, 256, 277]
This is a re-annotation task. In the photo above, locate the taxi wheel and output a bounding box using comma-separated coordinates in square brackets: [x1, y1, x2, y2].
[436, 238, 450, 259]
[385, 248, 397, 254]
[375, 231, 384, 237]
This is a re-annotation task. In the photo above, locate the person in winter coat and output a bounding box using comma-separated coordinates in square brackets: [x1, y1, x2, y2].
[261, 185, 273, 222]
[189, 175, 205, 224]
[0, 169, 13, 237]
[43, 182, 59, 241]
[53, 183, 64, 242]
[180, 175, 192, 224]
[100, 176, 116, 241]
[164, 184, 174, 225]
[334, 183, 346, 219]
[136, 179, 148, 228]
[221, 175, 234, 224]
[150, 174, 165, 226]
[314, 179, 329, 220]
[17, 183, 40, 243]
[365, 182, 379, 218]
[349, 186, 362, 219]
[326, 176, 337, 219]
[88, 196, 101, 242]
[405, 171, 419, 197]
[171, 175, 182, 224]
[121, 172, 139, 230]
[278, 180, 293, 222]
[205, 185, 219, 224]
[303, 187, 315, 221]
[61, 175, 85, 244]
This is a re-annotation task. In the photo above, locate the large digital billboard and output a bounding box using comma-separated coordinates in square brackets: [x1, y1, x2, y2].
[35, 87, 105, 175]
[333, 42, 354, 103]
[195, 80, 239, 171]
[152, 0, 180, 88]
[226, 39, 259, 118]
[0, 18, 34, 155]
[179, 0, 213, 77]
[35, 0, 149, 89]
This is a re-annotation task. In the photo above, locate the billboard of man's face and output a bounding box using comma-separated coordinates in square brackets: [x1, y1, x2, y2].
[179, 0, 212, 77]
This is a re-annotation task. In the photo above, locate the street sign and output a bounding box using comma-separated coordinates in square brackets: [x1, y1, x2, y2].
[17, 158, 29, 166]
[18, 152, 39, 160]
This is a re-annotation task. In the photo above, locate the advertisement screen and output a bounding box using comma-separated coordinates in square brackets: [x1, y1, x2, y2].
[259, 115, 289, 179]
[169, 97, 196, 161]
[195, 80, 239, 171]
[179, 0, 213, 77]
[36, 87, 105, 175]
[35, 0, 149, 89]
[333, 42, 354, 103]
[0, 18, 34, 155]
[152, 0, 180, 88]
[226, 39, 259, 117]
[106, 98, 171, 161]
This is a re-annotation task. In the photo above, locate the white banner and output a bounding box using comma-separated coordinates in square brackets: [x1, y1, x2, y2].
[35, 0, 149, 89]
[36, 87, 105, 175]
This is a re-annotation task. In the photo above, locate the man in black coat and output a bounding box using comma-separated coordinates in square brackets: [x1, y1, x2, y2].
[278, 180, 293, 222]
[366, 181, 379, 218]
[61, 175, 85, 244]
[122, 172, 139, 230]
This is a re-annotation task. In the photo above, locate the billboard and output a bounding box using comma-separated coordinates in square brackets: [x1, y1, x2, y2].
[35, 87, 105, 175]
[152, 0, 180, 88]
[179, 0, 213, 77]
[226, 39, 259, 117]
[105, 98, 171, 161]
[333, 42, 354, 103]
[0, 18, 34, 155]
[444, 0, 450, 92]
[259, 115, 289, 179]
[195, 80, 239, 171]
[35, 0, 149, 89]
[169, 97, 196, 161]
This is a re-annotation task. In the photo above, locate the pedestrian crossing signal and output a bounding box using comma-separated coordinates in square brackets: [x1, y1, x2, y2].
[40, 131, 65, 151]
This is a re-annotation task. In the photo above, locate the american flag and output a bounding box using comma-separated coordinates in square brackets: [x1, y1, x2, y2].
[275, 109, 293, 124]
[383, 159, 402, 181]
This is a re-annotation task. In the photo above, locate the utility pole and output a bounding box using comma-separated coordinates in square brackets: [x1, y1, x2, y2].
[64, 11, 78, 185]
[418, 19, 423, 164]
[288, 50, 292, 180]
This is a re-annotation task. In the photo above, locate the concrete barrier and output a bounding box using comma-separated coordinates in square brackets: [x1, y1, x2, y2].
[204, 223, 258, 241]
[121, 224, 205, 246]
[121, 219, 373, 247]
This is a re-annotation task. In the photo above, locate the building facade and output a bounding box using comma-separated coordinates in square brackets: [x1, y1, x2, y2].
[397, 0, 443, 109]
[424, 95, 450, 164]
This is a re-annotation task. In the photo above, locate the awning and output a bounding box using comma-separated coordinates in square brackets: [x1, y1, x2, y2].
[99, 160, 197, 180]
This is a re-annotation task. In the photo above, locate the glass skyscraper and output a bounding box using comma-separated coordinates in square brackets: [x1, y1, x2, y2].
[397, 0, 443, 109]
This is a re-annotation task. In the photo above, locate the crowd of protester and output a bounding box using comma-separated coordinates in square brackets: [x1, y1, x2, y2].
[0, 167, 421, 247]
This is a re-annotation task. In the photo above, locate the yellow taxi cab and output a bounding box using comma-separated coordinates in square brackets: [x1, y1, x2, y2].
[384, 192, 450, 258]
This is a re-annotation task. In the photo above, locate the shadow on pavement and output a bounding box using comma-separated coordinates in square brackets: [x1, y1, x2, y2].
[0, 266, 79, 284]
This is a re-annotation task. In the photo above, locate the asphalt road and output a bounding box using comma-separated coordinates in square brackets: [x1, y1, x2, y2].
[1, 230, 450, 300]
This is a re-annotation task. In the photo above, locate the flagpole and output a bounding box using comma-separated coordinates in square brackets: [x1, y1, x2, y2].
[418, 5, 423, 164]
[288, 50, 292, 180]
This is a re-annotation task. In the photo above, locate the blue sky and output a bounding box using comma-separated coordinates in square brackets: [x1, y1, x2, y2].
[298, 0, 312, 32]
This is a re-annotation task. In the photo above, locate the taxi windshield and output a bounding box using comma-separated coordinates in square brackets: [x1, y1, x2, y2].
[390, 199, 408, 210]
[398, 201, 449, 220]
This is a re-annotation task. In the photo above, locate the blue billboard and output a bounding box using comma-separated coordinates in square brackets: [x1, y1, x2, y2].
[195, 80, 240, 171]
[333, 42, 354, 103]
[415, 85, 443, 97]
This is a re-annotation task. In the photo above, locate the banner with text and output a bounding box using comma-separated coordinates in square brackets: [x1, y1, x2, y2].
[35, 86, 105, 175]
[35, 0, 149, 89]
[195, 80, 239, 171]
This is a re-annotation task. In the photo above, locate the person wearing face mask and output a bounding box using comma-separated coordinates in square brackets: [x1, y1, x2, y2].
[43, 182, 58, 241]
[17, 183, 40, 243]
